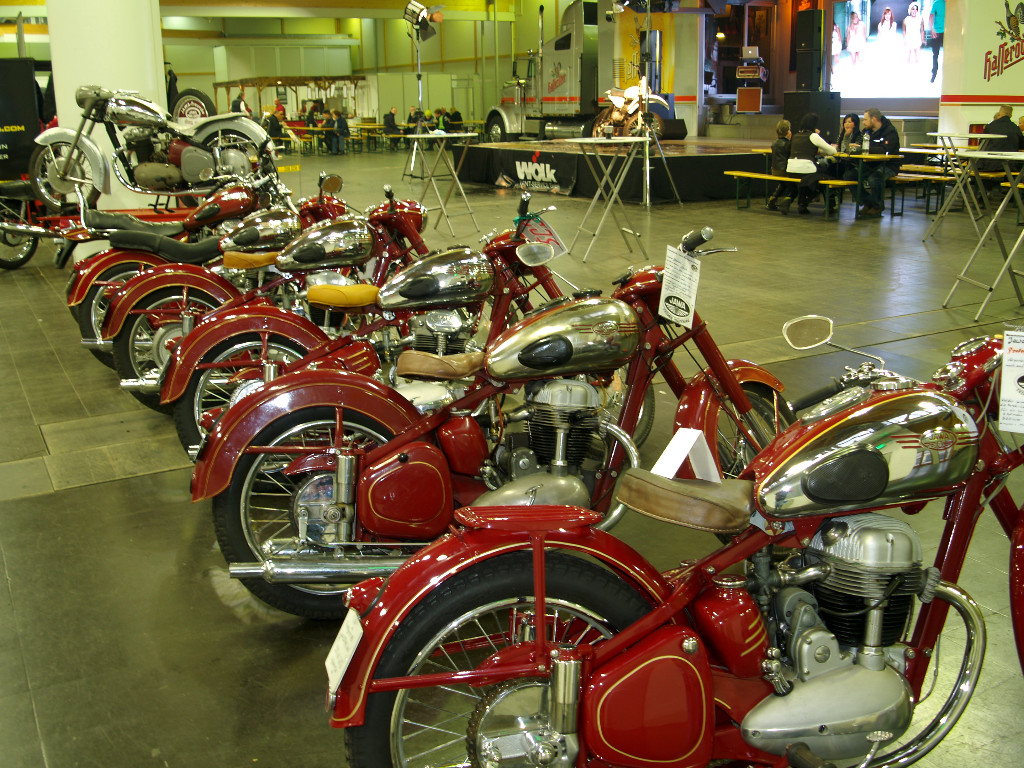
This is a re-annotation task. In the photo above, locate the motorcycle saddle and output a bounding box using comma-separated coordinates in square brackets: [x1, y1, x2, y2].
[108, 230, 221, 264]
[395, 350, 484, 380]
[83, 209, 184, 237]
[222, 250, 279, 270]
[615, 469, 753, 534]
[306, 283, 380, 308]
[0, 180, 37, 202]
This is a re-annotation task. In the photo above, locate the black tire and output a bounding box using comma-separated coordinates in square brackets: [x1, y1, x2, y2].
[591, 106, 617, 137]
[28, 142, 101, 212]
[75, 263, 147, 369]
[624, 110, 665, 139]
[345, 551, 652, 768]
[211, 406, 396, 619]
[171, 89, 216, 121]
[715, 382, 793, 479]
[171, 333, 308, 453]
[485, 115, 508, 143]
[0, 232, 39, 269]
[111, 286, 221, 411]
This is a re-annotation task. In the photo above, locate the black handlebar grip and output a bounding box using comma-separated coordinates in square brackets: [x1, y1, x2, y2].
[680, 226, 713, 251]
[786, 743, 837, 768]
[384, 184, 394, 198]
[518, 192, 531, 217]
[789, 378, 844, 412]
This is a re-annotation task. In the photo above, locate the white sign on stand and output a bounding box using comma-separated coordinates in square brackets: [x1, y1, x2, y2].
[658, 245, 700, 329]
[650, 428, 721, 483]
[999, 330, 1024, 433]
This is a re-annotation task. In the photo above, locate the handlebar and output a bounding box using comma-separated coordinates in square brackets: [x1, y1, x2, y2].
[679, 226, 714, 252]
[517, 192, 531, 218]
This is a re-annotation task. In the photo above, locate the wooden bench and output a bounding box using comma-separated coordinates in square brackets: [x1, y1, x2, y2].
[819, 179, 857, 220]
[723, 170, 800, 209]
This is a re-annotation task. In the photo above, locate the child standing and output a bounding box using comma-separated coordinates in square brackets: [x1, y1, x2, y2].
[767, 119, 794, 213]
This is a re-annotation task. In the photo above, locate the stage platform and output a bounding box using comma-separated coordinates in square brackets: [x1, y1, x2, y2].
[454, 137, 767, 203]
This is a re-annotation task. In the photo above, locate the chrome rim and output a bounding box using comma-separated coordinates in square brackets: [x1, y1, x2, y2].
[87, 268, 142, 340]
[388, 596, 618, 768]
[237, 416, 392, 596]
[124, 290, 219, 379]
[40, 143, 94, 207]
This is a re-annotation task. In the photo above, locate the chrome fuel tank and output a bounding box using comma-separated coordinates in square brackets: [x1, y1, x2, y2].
[276, 216, 378, 271]
[219, 208, 302, 253]
[377, 246, 494, 310]
[485, 297, 640, 380]
[756, 388, 979, 518]
[105, 94, 167, 128]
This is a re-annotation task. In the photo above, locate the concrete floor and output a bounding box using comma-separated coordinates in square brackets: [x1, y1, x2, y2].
[2, 145, 1024, 766]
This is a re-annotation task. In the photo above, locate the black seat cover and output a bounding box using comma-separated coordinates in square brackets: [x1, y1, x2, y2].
[108, 230, 222, 264]
[83, 209, 185, 237]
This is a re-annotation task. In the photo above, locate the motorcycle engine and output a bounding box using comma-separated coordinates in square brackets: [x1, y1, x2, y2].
[523, 379, 602, 468]
[742, 513, 936, 760]
[408, 308, 479, 355]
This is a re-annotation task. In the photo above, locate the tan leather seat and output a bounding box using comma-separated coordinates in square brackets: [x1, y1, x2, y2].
[395, 350, 485, 380]
[222, 250, 279, 270]
[615, 468, 754, 534]
[307, 284, 380, 308]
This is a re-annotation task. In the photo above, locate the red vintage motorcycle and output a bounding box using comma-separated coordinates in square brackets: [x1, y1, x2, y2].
[161, 193, 566, 453]
[69, 171, 316, 366]
[189, 228, 789, 619]
[100, 186, 426, 402]
[325, 316, 1014, 768]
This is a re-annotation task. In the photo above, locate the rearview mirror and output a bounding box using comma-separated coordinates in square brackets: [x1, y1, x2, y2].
[320, 174, 343, 195]
[783, 315, 834, 350]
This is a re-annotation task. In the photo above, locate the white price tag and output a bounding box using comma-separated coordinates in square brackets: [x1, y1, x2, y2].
[650, 428, 722, 482]
[999, 330, 1024, 432]
[658, 245, 700, 329]
[522, 217, 568, 258]
[326, 608, 364, 694]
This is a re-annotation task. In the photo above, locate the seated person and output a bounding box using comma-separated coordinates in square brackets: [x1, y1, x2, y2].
[331, 110, 351, 155]
[382, 106, 400, 149]
[265, 109, 289, 152]
[833, 113, 864, 180]
[785, 112, 837, 215]
[978, 105, 1024, 173]
[856, 108, 902, 217]
[433, 106, 448, 132]
[448, 106, 464, 131]
[318, 112, 336, 153]
[766, 120, 794, 212]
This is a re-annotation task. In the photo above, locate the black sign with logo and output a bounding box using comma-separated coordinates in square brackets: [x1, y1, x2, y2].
[0, 58, 41, 179]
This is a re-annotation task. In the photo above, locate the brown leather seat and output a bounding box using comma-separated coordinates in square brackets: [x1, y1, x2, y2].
[615, 468, 754, 534]
[222, 250, 279, 270]
[395, 350, 485, 380]
[307, 284, 380, 308]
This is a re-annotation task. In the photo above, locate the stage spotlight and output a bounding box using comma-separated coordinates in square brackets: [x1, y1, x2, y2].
[403, 1, 444, 41]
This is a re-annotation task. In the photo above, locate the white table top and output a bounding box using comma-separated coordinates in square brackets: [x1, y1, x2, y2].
[406, 132, 478, 140]
[927, 132, 1001, 140]
[559, 136, 650, 145]
[957, 149, 1024, 160]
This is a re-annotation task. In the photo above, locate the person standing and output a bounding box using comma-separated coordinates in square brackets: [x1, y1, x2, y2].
[847, 12, 867, 66]
[857, 107, 902, 218]
[929, 0, 945, 83]
[230, 88, 251, 117]
[904, 3, 925, 65]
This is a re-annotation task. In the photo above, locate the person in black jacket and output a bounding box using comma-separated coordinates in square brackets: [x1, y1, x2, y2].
[857, 108, 902, 217]
[785, 113, 837, 215]
[382, 106, 400, 149]
[766, 119, 793, 212]
[978, 106, 1024, 171]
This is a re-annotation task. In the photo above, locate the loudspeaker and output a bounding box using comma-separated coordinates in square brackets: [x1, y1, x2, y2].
[795, 9, 824, 52]
[796, 51, 824, 91]
[784, 91, 842, 144]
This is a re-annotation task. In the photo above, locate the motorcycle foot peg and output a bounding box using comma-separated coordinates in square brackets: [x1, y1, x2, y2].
[785, 742, 837, 768]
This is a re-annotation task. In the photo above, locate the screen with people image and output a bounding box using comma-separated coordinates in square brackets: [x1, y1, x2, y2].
[829, 0, 944, 97]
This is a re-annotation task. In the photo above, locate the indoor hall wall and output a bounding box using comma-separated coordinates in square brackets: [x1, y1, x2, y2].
[938, 0, 1024, 132]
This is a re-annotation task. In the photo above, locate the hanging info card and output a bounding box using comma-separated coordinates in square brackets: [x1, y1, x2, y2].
[1000, 329, 1024, 433]
[658, 244, 700, 329]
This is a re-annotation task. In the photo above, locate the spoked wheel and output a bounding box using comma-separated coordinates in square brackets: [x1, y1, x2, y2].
[211, 407, 396, 619]
[28, 142, 101, 212]
[623, 110, 665, 139]
[111, 286, 221, 410]
[172, 333, 308, 453]
[345, 551, 652, 768]
[591, 106, 617, 137]
[75, 264, 149, 368]
[714, 382, 793, 479]
[0, 229, 39, 270]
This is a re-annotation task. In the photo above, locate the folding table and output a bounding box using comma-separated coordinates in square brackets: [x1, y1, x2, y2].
[923, 132, 999, 240]
[404, 132, 480, 236]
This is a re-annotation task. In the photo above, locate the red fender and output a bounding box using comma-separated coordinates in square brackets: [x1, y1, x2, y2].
[66, 249, 166, 307]
[160, 305, 331, 404]
[100, 263, 239, 340]
[1011, 518, 1024, 675]
[673, 359, 786, 475]
[191, 369, 421, 501]
[329, 518, 673, 728]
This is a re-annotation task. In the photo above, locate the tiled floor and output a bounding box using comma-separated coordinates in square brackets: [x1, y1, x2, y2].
[2, 146, 1023, 766]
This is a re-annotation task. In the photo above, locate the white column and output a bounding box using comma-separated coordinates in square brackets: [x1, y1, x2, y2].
[46, 0, 165, 210]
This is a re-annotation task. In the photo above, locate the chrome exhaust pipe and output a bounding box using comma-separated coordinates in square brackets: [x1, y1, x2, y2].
[0, 222, 61, 238]
[229, 556, 409, 583]
[594, 422, 641, 532]
[120, 377, 162, 393]
[870, 580, 986, 767]
[80, 338, 113, 350]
